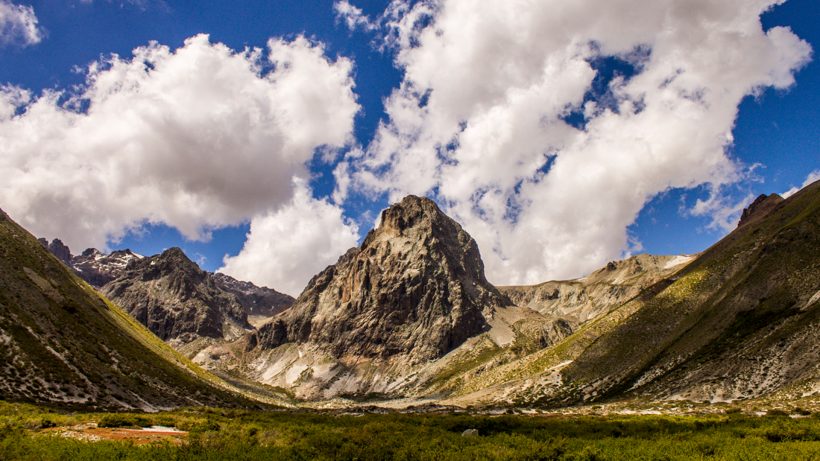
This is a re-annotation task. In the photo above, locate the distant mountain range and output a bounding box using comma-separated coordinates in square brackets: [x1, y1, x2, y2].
[3, 180, 817, 410]
[38, 239, 294, 344]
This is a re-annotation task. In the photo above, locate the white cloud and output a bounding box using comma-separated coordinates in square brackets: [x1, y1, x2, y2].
[334, 0, 376, 32]
[0, 0, 42, 46]
[690, 187, 754, 232]
[344, 0, 812, 285]
[782, 169, 820, 198]
[0, 34, 359, 266]
[219, 180, 359, 296]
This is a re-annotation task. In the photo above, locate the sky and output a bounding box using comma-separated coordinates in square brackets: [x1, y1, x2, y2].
[0, 0, 817, 296]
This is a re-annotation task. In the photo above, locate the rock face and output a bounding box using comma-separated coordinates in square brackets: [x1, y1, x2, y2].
[251, 195, 512, 362]
[212, 273, 294, 317]
[43, 238, 73, 265]
[500, 254, 694, 325]
[737, 193, 784, 228]
[40, 241, 294, 343]
[102, 248, 252, 343]
[71, 248, 144, 287]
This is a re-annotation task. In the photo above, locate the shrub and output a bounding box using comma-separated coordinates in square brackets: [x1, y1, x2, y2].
[97, 414, 150, 428]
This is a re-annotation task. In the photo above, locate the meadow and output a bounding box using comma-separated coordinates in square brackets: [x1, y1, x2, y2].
[0, 401, 818, 460]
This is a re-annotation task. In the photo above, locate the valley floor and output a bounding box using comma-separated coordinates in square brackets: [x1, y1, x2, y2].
[1, 401, 818, 460]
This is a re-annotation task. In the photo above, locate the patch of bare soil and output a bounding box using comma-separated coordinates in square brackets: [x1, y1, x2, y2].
[43, 423, 188, 445]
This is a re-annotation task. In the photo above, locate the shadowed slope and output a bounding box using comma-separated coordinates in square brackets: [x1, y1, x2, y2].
[0, 208, 253, 410]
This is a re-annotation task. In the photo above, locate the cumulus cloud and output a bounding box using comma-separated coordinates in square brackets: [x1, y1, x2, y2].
[334, 0, 376, 32]
[0, 34, 359, 274]
[0, 0, 42, 46]
[690, 188, 754, 232]
[344, 0, 812, 284]
[782, 169, 820, 198]
[219, 180, 359, 296]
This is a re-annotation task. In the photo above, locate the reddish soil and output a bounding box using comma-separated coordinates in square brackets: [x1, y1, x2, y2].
[44, 424, 188, 445]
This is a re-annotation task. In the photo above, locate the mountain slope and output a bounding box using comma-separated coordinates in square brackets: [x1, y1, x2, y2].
[234, 196, 560, 399]
[251, 195, 513, 362]
[212, 273, 294, 319]
[445, 181, 820, 406]
[500, 254, 694, 325]
[39, 241, 295, 340]
[102, 248, 253, 343]
[0, 208, 253, 410]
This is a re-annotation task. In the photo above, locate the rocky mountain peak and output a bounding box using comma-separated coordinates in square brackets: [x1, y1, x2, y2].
[212, 273, 295, 317]
[156, 247, 197, 267]
[375, 195, 448, 236]
[39, 237, 292, 342]
[71, 246, 143, 287]
[47, 238, 73, 264]
[251, 195, 511, 362]
[737, 193, 784, 228]
[80, 247, 103, 258]
[103, 249, 250, 342]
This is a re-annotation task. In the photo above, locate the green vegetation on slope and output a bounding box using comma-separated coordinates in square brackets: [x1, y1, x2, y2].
[562, 181, 820, 402]
[438, 182, 819, 407]
[1, 401, 819, 460]
[0, 208, 253, 410]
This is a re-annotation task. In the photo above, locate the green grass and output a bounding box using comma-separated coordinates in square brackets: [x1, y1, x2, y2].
[1, 401, 819, 460]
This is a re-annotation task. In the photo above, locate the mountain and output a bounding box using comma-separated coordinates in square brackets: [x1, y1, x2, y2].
[0, 207, 252, 410]
[237, 195, 557, 399]
[38, 239, 144, 287]
[39, 241, 295, 343]
[500, 254, 694, 326]
[101, 248, 254, 343]
[37, 238, 73, 265]
[14, 182, 816, 410]
[737, 193, 784, 228]
[70, 247, 144, 287]
[212, 273, 294, 319]
[250, 195, 512, 361]
[441, 181, 820, 407]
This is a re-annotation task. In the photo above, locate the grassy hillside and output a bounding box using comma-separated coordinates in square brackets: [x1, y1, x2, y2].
[438, 182, 819, 407]
[561, 181, 819, 403]
[0, 208, 256, 410]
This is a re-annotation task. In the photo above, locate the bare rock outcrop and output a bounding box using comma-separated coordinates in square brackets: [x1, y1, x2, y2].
[737, 193, 784, 228]
[102, 248, 251, 342]
[212, 273, 294, 317]
[72, 248, 143, 287]
[250, 195, 512, 362]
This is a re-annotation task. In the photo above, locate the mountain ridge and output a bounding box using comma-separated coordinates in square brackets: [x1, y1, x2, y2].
[39, 241, 295, 344]
[0, 207, 255, 410]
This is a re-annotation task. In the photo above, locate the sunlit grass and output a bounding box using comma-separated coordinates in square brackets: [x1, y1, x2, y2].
[1, 401, 818, 460]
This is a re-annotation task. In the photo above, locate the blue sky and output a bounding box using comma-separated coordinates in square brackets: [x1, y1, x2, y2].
[0, 0, 817, 291]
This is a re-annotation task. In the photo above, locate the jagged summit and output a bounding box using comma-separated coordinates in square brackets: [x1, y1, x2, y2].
[41, 240, 294, 342]
[142, 247, 204, 279]
[72, 247, 143, 287]
[738, 193, 784, 228]
[251, 194, 512, 362]
[212, 273, 294, 318]
[103, 247, 251, 342]
[37, 238, 73, 264]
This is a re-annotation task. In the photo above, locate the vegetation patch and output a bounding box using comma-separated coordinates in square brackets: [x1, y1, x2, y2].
[2, 401, 820, 460]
